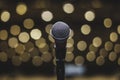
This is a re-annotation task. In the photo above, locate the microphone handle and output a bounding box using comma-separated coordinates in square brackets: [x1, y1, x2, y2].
[55, 41, 67, 80]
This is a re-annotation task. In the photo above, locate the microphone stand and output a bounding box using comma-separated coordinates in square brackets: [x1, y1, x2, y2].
[55, 41, 66, 80]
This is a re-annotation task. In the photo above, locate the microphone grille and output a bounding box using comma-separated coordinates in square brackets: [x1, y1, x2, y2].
[51, 21, 70, 40]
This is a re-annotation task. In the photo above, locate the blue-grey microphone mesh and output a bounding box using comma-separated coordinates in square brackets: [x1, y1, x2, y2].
[51, 21, 70, 40]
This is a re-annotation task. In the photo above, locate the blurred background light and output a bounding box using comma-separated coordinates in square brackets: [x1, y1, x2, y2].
[117, 25, 120, 34]
[63, 3, 74, 14]
[18, 32, 30, 43]
[89, 44, 98, 52]
[84, 11, 95, 21]
[104, 18, 112, 28]
[0, 11, 10, 22]
[30, 29, 42, 40]
[8, 37, 19, 48]
[41, 11, 53, 22]
[16, 3, 27, 15]
[32, 56, 43, 67]
[15, 43, 25, 55]
[65, 52, 74, 62]
[10, 25, 21, 36]
[108, 51, 117, 62]
[77, 40, 87, 51]
[0, 30, 8, 40]
[41, 52, 52, 63]
[0, 52, 8, 62]
[81, 24, 91, 35]
[110, 32, 118, 42]
[74, 56, 85, 65]
[92, 36, 102, 47]
[23, 18, 35, 29]
[86, 51, 96, 62]
[45, 24, 53, 34]
[99, 48, 108, 57]
[20, 52, 31, 62]
[12, 56, 22, 66]
[104, 41, 113, 51]
[114, 44, 120, 54]
[25, 41, 34, 52]
[96, 56, 105, 66]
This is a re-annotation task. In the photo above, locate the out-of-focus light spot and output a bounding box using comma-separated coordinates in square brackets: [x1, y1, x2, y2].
[89, 44, 98, 52]
[45, 24, 53, 34]
[39, 44, 49, 53]
[86, 51, 96, 62]
[41, 11, 53, 22]
[32, 56, 43, 67]
[84, 11, 95, 21]
[41, 52, 52, 62]
[114, 44, 120, 54]
[30, 48, 39, 58]
[0, 30, 8, 40]
[65, 52, 74, 62]
[109, 51, 117, 62]
[118, 57, 120, 65]
[1, 11, 10, 22]
[104, 41, 113, 51]
[0, 52, 8, 62]
[110, 32, 118, 42]
[63, 3, 74, 14]
[81, 24, 91, 35]
[18, 32, 30, 43]
[16, 3, 27, 15]
[91, 0, 102, 8]
[48, 35, 55, 43]
[15, 43, 25, 55]
[69, 29, 74, 38]
[12, 56, 22, 66]
[25, 41, 34, 52]
[20, 52, 30, 62]
[6, 48, 16, 59]
[8, 37, 18, 48]
[67, 46, 74, 52]
[77, 40, 87, 51]
[93, 36, 102, 47]
[30, 29, 42, 40]
[23, 18, 34, 29]
[67, 38, 74, 48]
[10, 25, 21, 36]
[75, 56, 85, 65]
[35, 37, 46, 48]
[104, 18, 112, 28]
[99, 48, 108, 57]
[117, 25, 120, 34]
[96, 56, 105, 66]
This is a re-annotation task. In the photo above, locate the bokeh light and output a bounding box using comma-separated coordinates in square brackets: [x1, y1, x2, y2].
[89, 44, 98, 52]
[32, 56, 43, 67]
[10, 25, 21, 36]
[0, 30, 8, 40]
[30, 29, 42, 40]
[104, 41, 113, 51]
[15, 43, 25, 55]
[104, 18, 112, 28]
[114, 44, 120, 54]
[16, 3, 27, 15]
[8, 37, 19, 48]
[117, 25, 120, 34]
[92, 36, 102, 47]
[41, 52, 52, 63]
[41, 11, 53, 22]
[77, 40, 87, 51]
[65, 52, 74, 62]
[23, 18, 34, 29]
[108, 51, 117, 62]
[84, 11, 95, 21]
[110, 32, 118, 42]
[75, 56, 85, 65]
[18, 32, 30, 43]
[45, 24, 53, 34]
[63, 3, 74, 14]
[96, 56, 105, 66]
[12, 56, 22, 66]
[99, 48, 108, 57]
[0, 52, 8, 62]
[86, 51, 96, 62]
[81, 24, 91, 35]
[1, 10, 10, 22]
[20, 52, 31, 62]
[25, 41, 34, 52]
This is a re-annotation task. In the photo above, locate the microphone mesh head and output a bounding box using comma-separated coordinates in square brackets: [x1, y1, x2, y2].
[51, 21, 70, 40]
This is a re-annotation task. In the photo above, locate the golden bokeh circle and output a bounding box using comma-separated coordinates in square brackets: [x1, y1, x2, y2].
[93, 36, 102, 47]
[99, 48, 108, 57]
[8, 37, 19, 48]
[77, 40, 87, 51]
[12, 56, 22, 66]
[108, 51, 117, 62]
[16, 3, 27, 15]
[20, 52, 31, 62]
[0, 52, 8, 62]
[65, 52, 74, 62]
[1, 11, 10, 22]
[18, 32, 30, 43]
[86, 51, 96, 62]
[110, 32, 118, 42]
[104, 41, 113, 51]
[114, 44, 120, 54]
[15, 43, 25, 55]
[23, 18, 34, 29]
[45, 24, 53, 34]
[84, 11, 95, 21]
[63, 3, 74, 14]
[89, 44, 98, 52]
[10, 25, 21, 36]
[104, 18, 112, 28]
[81, 24, 91, 35]
[41, 52, 52, 62]
[96, 56, 105, 66]
[41, 11, 53, 22]
[0, 30, 8, 40]
[30, 29, 42, 40]
[75, 56, 85, 65]
[117, 25, 120, 34]
[25, 41, 34, 52]
[32, 56, 43, 67]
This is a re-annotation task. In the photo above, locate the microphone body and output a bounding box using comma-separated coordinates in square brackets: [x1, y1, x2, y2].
[51, 21, 70, 80]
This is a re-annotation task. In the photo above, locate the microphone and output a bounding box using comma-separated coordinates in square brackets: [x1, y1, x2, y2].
[51, 21, 71, 80]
